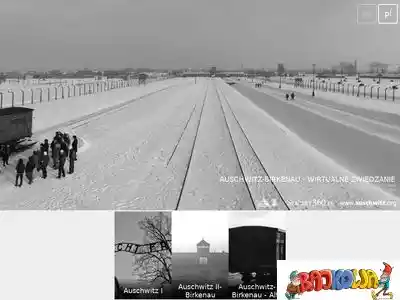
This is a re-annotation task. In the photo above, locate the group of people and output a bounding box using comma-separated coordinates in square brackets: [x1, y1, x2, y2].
[13, 131, 79, 187]
[285, 92, 295, 100]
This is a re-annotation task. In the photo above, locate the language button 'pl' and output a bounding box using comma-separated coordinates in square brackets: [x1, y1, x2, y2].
[378, 4, 399, 24]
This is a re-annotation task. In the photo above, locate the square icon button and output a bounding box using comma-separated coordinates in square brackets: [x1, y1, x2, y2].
[357, 4, 377, 24]
[378, 4, 398, 24]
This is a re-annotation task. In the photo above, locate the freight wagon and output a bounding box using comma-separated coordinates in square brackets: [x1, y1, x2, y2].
[0, 107, 34, 151]
[229, 226, 286, 285]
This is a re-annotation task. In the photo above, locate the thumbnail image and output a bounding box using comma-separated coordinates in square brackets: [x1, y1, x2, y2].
[228, 211, 287, 299]
[277, 260, 399, 300]
[114, 211, 172, 299]
[171, 211, 229, 299]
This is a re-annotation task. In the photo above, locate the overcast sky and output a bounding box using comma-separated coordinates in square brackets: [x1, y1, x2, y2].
[172, 211, 229, 253]
[0, 0, 398, 71]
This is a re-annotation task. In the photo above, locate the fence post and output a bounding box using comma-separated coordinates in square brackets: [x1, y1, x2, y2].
[385, 88, 387, 100]
[393, 88, 396, 102]
[377, 87, 380, 99]
[364, 86, 367, 98]
[47, 88, 51, 101]
[31, 89, 34, 104]
[21, 89, 25, 105]
[0, 92, 3, 108]
[54, 86, 58, 100]
[8, 90, 15, 107]
[40, 89, 43, 102]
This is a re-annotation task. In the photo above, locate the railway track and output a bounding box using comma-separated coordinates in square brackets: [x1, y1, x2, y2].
[172, 79, 288, 210]
[216, 83, 288, 210]
[174, 85, 209, 210]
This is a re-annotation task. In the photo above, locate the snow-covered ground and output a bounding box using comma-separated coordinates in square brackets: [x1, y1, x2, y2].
[0, 78, 397, 209]
[260, 81, 400, 115]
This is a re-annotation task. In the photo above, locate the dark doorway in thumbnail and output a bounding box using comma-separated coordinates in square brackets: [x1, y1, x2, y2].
[228, 212, 287, 299]
[114, 211, 172, 299]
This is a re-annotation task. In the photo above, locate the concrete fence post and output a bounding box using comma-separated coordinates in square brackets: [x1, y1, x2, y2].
[47, 88, 51, 101]
[370, 86, 373, 98]
[8, 90, 15, 107]
[21, 89, 25, 105]
[364, 86, 367, 98]
[393, 88, 396, 102]
[61, 85, 65, 99]
[31, 89, 34, 104]
[377, 87, 380, 99]
[0, 92, 3, 108]
[385, 88, 388, 100]
[40, 89, 43, 102]
[54, 86, 58, 100]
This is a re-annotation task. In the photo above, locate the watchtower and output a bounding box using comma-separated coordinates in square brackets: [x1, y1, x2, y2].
[196, 238, 210, 265]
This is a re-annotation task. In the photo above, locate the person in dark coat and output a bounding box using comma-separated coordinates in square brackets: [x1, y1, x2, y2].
[58, 149, 66, 178]
[1, 145, 10, 166]
[43, 139, 50, 153]
[68, 148, 76, 174]
[290, 92, 295, 100]
[15, 159, 25, 187]
[63, 133, 71, 147]
[285, 93, 289, 100]
[72, 135, 78, 161]
[41, 151, 50, 179]
[61, 140, 69, 158]
[53, 138, 61, 169]
[25, 157, 35, 184]
[32, 150, 40, 172]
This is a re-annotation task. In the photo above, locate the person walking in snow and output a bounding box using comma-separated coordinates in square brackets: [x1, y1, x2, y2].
[25, 157, 35, 184]
[285, 93, 289, 100]
[63, 133, 71, 147]
[61, 139, 69, 158]
[58, 149, 66, 178]
[290, 92, 295, 100]
[72, 135, 78, 161]
[32, 150, 40, 172]
[1, 145, 10, 167]
[41, 151, 49, 179]
[68, 148, 76, 174]
[15, 159, 25, 187]
[43, 139, 49, 153]
[53, 138, 61, 169]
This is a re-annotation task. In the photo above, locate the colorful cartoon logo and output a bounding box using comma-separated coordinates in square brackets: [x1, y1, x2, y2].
[285, 262, 394, 299]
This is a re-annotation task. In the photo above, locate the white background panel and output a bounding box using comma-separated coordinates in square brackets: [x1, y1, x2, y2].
[0, 211, 114, 300]
[286, 211, 400, 260]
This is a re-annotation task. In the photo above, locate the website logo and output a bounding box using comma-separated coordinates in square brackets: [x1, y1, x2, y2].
[285, 262, 394, 299]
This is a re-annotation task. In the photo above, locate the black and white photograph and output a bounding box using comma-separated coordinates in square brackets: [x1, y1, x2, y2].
[0, 0, 399, 210]
[114, 211, 172, 299]
[228, 211, 287, 299]
[171, 211, 229, 299]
